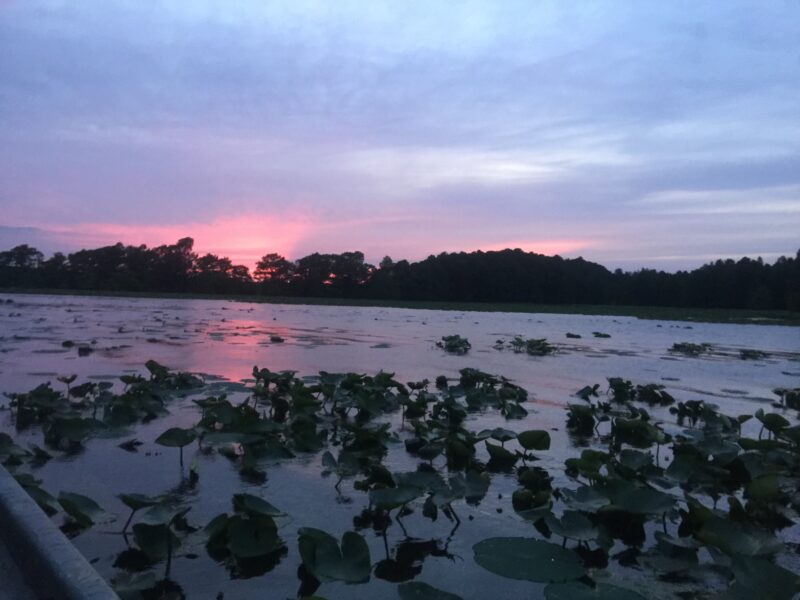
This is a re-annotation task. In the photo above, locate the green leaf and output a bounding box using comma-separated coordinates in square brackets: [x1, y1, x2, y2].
[481, 428, 517, 443]
[298, 528, 371, 583]
[58, 491, 104, 528]
[727, 556, 800, 600]
[132, 522, 178, 561]
[232, 493, 283, 517]
[485, 441, 517, 463]
[544, 582, 646, 600]
[46, 417, 105, 444]
[754, 409, 790, 434]
[138, 504, 190, 526]
[119, 493, 159, 512]
[398, 581, 464, 600]
[473, 537, 585, 582]
[518, 430, 551, 451]
[154, 427, 197, 448]
[204, 513, 229, 542]
[394, 471, 447, 493]
[544, 511, 597, 541]
[113, 572, 158, 600]
[227, 514, 282, 558]
[616, 449, 653, 472]
[745, 475, 782, 503]
[19, 480, 59, 515]
[603, 481, 674, 515]
[370, 486, 422, 509]
[696, 517, 783, 557]
[560, 486, 609, 512]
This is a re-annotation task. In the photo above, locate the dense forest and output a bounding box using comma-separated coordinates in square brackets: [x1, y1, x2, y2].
[0, 238, 798, 311]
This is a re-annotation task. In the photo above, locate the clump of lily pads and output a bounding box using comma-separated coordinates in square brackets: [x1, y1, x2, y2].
[773, 387, 800, 410]
[4, 356, 800, 600]
[670, 342, 712, 356]
[740, 348, 768, 360]
[436, 335, 471, 355]
[206, 493, 287, 577]
[498, 336, 557, 356]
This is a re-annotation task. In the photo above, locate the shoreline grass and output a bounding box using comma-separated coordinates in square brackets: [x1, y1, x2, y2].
[1, 287, 798, 326]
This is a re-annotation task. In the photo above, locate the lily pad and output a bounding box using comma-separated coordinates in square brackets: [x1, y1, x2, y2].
[560, 486, 609, 512]
[119, 493, 159, 512]
[727, 555, 800, 600]
[58, 491, 104, 528]
[233, 493, 283, 517]
[370, 486, 422, 509]
[132, 522, 179, 561]
[154, 427, 197, 448]
[485, 441, 517, 463]
[602, 481, 675, 515]
[398, 581, 464, 600]
[544, 511, 597, 542]
[518, 430, 551, 451]
[473, 537, 585, 582]
[227, 515, 282, 558]
[696, 517, 783, 556]
[298, 528, 371, 583]
[480, 427, 517, 443]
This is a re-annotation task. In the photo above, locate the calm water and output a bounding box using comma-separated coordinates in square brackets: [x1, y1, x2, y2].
[1, 293, 798, 599]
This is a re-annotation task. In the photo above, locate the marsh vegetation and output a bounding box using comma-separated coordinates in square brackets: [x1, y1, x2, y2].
[0, 294, 798, 599]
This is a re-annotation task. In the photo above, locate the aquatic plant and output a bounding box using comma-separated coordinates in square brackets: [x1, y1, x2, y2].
[436, 335, 471, 355]
[670, 341, 712, 356]
[3, 355, 800, 600]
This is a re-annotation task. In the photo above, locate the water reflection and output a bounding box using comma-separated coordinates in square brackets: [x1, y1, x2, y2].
[374, 537, 457, 583]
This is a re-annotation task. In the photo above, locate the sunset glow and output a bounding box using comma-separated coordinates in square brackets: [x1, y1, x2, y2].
[1, 2, 799, 270]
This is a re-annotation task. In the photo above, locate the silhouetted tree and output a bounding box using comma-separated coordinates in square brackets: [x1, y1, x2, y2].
[0, 240, 797, 312]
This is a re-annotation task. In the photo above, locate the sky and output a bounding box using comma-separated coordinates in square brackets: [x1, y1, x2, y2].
[1, 1, 799, 272]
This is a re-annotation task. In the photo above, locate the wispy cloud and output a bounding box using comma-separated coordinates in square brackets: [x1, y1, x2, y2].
[1, 1, 799, 270]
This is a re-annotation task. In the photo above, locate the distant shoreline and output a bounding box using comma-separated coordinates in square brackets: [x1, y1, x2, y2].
[2, 287, 798, 326]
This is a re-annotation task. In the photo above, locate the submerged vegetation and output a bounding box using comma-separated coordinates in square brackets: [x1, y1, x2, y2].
[2, 352, 800, 600]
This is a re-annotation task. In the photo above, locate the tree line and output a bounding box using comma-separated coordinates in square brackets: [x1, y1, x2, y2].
[1, 238, 798, 311]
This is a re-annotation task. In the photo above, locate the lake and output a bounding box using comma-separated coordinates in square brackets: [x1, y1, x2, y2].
[1, 293, 798, 599]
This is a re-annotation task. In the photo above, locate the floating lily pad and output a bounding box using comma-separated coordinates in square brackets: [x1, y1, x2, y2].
[155, 427, 197, 447]
[544, 511, 597, 542]
[298, 528, 371, 583]
[473, 537, 585, 582]
[485, 441, 517, 464]
[560, 486, 609, 512]
[232, 493, 283, 517]
[602, 481, 675, 515]
[132, 522, 179, 561]
[518, 430, 551, 451]
[398, 581, 464, 600]
[727, 555, 800, 600]
[370, 486, 422, 509]
[696, 517, 783, 556]
[227, 515, 282, 558]
[58, 491, 104, 527]
[119, 493, 159, 512]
